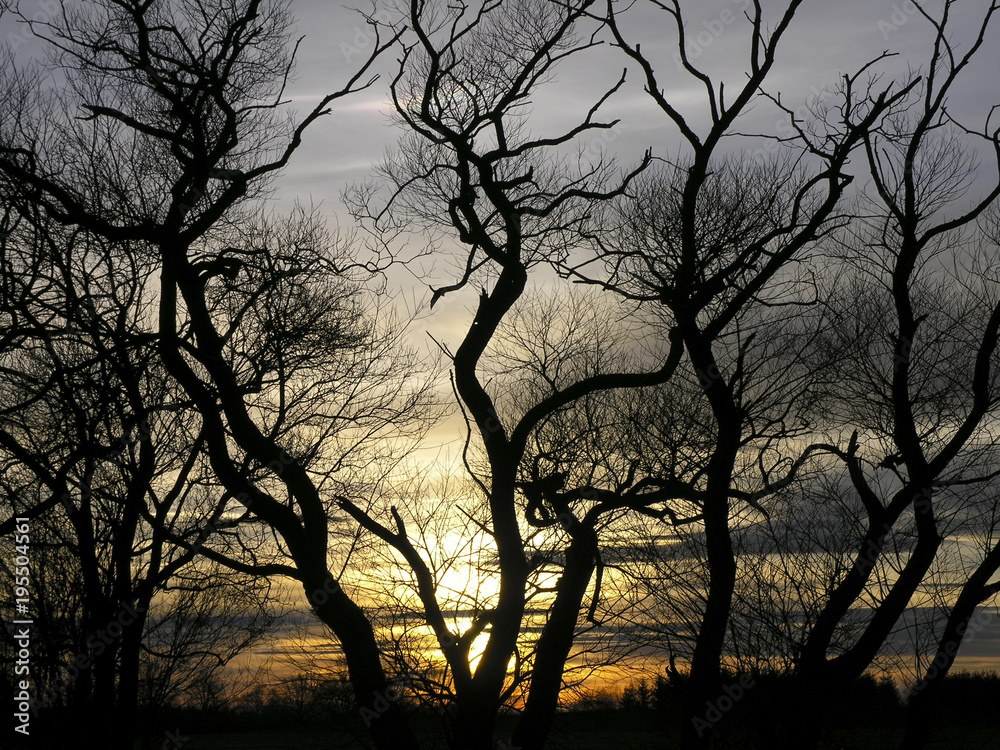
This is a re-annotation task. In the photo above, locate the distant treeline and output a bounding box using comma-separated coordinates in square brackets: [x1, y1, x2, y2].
[125, 669, 1000, 750]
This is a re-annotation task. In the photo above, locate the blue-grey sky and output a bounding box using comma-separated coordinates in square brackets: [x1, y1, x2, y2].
[4, 0, 996, 210]
[236, 0, 1000, 381]
[267, 0, 1000, 217]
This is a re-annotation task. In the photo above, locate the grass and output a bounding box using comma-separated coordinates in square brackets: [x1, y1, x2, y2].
[150, 712, 1000, 750]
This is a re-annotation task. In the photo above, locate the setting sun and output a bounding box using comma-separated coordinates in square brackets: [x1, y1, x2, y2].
[4, 1, 1000, 749]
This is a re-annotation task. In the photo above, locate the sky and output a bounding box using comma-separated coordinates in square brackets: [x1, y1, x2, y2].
[5, 0, 1000, 695]
[245, 0, 1000, 484]
[5, 1, 998, 224]
[5, 0, 999, 343]
[260, 0, 1000, 689]
[269, 0, 1000, 215]
[264, 0, 1000, 362]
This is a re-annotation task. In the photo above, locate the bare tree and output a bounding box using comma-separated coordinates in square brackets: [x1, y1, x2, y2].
[0, 4, 434, 750]
[137, 561, 283, 715]
[338, 0, 737, 746]
[554, 2, 914, 741]
[754, 4, 1000, 748]
[0, 203, 236, 749]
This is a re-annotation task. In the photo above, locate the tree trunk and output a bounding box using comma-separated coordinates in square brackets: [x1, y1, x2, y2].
[678, 484, 738, 750]
[678, 326, 740, 750]
[511, 523, 598, 750]
[899, 542, 1000, 750]
[113, 600, 148, 750]
[792, 484, 942, 750]
[451, 689, 501, 750]
[308, 574, 421, 750]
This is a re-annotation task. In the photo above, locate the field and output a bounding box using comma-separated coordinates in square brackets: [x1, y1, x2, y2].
[149, 711, 1000, 750]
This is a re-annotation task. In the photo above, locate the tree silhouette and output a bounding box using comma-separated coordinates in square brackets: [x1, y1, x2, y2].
[4, 2, 1000, 749]
[547, 2, 915, 745]
[0, 204, 264, 750]
[786, 4, 1000, 747]
[340, 0, 730, 746]
[0, 3, 429, 750]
